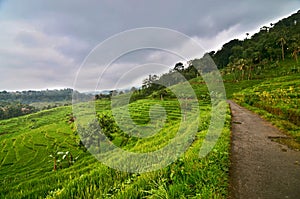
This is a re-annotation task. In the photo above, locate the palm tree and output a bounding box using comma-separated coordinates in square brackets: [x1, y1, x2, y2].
[237, 59, 246, 80]
[246, 33, 249, 39]
[278, 37, 286, 61]
[260, 26, 269, 32]
[292, 47, 300, 63]
[291, 38, 300, 63]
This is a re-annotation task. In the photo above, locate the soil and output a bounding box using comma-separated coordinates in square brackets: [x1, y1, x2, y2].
[228, 100, 300, 199]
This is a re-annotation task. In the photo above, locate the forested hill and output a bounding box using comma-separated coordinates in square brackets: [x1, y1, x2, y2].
[207, 10, 300, 70]
[130, 10, 300, 101]
[0, 89, 93, 120]
[0, 88, 92, 104]
[1, 10, 299, 119]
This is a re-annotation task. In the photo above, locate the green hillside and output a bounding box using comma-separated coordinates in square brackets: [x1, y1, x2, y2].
[210, 10, 300, 71]
[1, 10, 300, 199]
[231, 74, 300, 148]
[0, 98, 231, 198]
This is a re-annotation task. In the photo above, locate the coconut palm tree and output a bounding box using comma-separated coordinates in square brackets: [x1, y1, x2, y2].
[292, 47, 300, 63]
[291, 39, 300, 63]
[278, 37, 286, 61]
[246, 33, 249, 39]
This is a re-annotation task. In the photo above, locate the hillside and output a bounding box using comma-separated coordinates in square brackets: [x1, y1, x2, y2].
[0, 89, 93, 120]
[0, 89, 69, 105]
[211, 10, 300, 71]
[0, 10, 300, 199]
[0, 98, 231, 198]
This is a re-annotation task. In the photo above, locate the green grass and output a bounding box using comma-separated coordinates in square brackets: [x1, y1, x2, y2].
[0, 95, 231, 198]
[6, 58, 299, 198]
[222, 58, 300, 98]
[1, 56, 299, 198]
[222, 58, 300, 81]
[232, 73, 300, 147]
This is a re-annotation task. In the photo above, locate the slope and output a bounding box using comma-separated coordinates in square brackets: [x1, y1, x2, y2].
[0, 96, 232, 198]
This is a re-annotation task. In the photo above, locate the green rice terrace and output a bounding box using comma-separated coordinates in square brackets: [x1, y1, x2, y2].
[0, 97, 231, 198]
[1, 67, 299, 198]
[1, 10, 300, 199]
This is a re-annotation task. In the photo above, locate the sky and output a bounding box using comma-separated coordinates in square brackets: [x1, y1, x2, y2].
[0, 0, 299, 91]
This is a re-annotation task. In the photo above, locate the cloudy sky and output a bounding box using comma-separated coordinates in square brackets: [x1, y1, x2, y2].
[0, 0, 299, 91]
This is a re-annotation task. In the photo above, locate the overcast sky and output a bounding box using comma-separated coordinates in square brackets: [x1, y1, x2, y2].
[0, 0, 299, 91]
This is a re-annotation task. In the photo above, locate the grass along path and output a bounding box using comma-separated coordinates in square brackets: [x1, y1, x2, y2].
[231, 73, 300, 151]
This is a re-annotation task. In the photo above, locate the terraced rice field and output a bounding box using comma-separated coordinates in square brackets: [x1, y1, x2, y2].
[0, 98, 231, 198]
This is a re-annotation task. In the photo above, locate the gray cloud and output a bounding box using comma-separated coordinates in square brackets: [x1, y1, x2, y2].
[0, 0, 299, 91]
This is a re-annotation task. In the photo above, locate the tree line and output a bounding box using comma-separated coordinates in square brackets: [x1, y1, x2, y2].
[0, 101, 38, 120]
[0, 88, 82, 104]
[210, 10, 300, 80]
[94, 10, 300, 101]
[0, 88, 93, 120]
[136, 11, 300, 97]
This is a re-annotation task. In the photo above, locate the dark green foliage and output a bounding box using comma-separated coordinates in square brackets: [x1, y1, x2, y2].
[210, 10, 300, 73]
[0, 101, 38, 120]
[0, 88, 92, 104]
[213, 39, 243, 68]
[131, 10, 300, 100]
[0, 89, 93, 120]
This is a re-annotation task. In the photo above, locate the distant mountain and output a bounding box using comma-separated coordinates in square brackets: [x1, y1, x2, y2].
[84, 87, 140, 96]
[84, 90, 111, 95]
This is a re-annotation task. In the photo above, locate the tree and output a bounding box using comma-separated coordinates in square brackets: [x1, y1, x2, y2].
[260, 26, 269, 32]
[109, 90, 118, 97]
[173, 62, 184, 71]
[292, 47, 300, 63]
[130, 87, 137, 92]
[158, 89, 169, 100]
[246, 32, 250, 39]
[231, 46, 244, 60]
[152, 74, 159, 81]
[95, 94, 100, 100]
[212, 39, 243, 68]
[278, 36, 286, 61]
[291, 37, 300, 63]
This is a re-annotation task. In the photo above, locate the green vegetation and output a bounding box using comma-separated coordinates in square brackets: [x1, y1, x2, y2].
[1, 9, 300, 199]
[0, 98, 231, 198]
[210, 11, 300, 72]
[0, 101, 38, 120]
[0, 89, 92, 104]
[232, 74, 300, 146]
[218, 11, 300, 147]
[0, 89, 93, 120]
[215, 12, 300, 146]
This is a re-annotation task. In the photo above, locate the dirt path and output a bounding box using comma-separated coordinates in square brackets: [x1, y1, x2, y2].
[228, 100, 300, 199]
